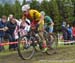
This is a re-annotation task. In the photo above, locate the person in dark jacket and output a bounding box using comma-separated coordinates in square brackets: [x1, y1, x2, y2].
[62, 21, 68, 41]
[0, 15, 7, 51]
[67, 24, 72, 40]
[6, 18, 17, 50]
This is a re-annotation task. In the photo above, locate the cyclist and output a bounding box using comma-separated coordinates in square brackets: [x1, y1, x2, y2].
[21, 4, 47, 52]
[44, 15, 54, 33]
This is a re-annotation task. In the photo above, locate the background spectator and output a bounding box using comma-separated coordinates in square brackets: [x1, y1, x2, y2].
[67, 24, 72, 41]
[6, 18, 17, 51]
[7, 14, 14, 21]
[0, 15, 7, 51]
[72, 26, 75, 40]
[62, 21, 68, 41]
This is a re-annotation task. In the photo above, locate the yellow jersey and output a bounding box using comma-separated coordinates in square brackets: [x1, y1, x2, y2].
[29, 9, 41, 21]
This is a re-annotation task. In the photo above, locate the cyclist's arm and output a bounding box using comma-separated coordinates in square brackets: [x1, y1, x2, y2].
[49, 18, 54, 26]
[51, 21, 54, 26]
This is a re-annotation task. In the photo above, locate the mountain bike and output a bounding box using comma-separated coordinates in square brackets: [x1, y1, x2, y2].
[17, 29, 58, 60]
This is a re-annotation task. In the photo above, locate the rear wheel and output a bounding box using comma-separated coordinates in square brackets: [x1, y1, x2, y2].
[17, 35, 35, 60]
[46, 33, 58, 55]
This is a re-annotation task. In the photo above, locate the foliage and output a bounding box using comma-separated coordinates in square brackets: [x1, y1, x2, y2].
[0, 0, 74, 31]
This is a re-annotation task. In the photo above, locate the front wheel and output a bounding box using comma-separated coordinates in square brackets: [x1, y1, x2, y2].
[17, 35, 35, 60]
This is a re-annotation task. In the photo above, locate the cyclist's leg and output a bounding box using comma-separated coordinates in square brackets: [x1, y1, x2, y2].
[38, 31, 48, 52]
[48, 26, 54, 39]
[38, 20, 48, 52]
[44, 24, 49, 32]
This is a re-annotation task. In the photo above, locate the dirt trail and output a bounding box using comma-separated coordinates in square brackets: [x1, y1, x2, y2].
[0, 46, 75, 63]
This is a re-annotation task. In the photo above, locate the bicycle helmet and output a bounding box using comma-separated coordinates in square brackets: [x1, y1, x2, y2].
[22, 4, 30, 12]
[40, 11, 45, 16]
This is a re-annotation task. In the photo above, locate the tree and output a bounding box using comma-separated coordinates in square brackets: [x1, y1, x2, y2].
[3, 3, 11, 16]
[30, 0, 41, 11]
[0, 4, 3, 17]
[40, 0, 50, 15]
[22, 0, 26, 6]
[63, 0, 74, 23]
[49, 0, 62, 31]
[71, 0, 75, 21]
[56, 0, 65, 20]
[13, 0, 22, 19]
